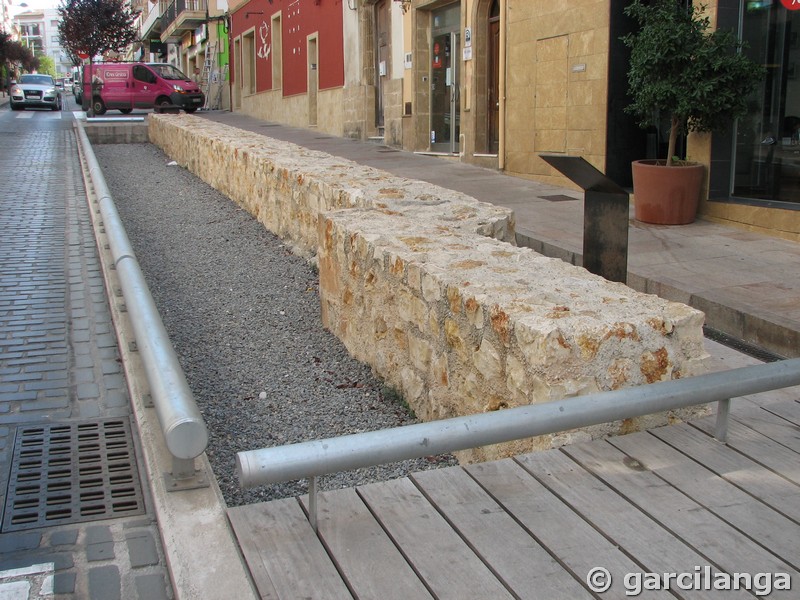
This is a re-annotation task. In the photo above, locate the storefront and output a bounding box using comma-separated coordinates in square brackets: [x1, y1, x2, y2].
[429, 3, 461, 153]
[732, 0, 800, 208]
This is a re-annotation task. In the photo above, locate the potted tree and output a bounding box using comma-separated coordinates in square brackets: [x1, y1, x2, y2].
[622, 0, 763, 224]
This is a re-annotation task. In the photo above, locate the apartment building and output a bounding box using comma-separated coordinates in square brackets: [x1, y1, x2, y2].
[136, 0, 231, 109]
[12, 8, 72, 78]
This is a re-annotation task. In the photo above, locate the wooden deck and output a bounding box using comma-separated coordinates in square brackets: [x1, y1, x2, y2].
[228, 396, 800, 599]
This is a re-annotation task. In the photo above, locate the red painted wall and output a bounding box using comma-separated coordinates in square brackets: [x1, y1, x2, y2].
[230, 0, 344, 96]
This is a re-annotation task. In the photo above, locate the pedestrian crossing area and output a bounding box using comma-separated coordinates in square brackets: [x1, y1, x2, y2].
[0, 563, 54, 599]
[11, 111, 64, 119]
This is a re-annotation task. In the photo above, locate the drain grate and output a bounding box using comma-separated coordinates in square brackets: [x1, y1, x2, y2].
[541, 194, 579, 202]
[703, 326, 786, 363]
[2, 419, 145, 532]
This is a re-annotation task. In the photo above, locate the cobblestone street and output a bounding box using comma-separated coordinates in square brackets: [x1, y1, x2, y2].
[0, 113, 171, 599]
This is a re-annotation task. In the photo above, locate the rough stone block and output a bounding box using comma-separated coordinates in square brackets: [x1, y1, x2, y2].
[318, 209, 709, 461]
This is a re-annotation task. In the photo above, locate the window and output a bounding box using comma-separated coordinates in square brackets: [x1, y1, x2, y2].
[133, 65, 156, 84]
[21, 24, 40, 37]
[272, 13, 282, 90]
[242, 30, 256, 95]
[731, 1, 800, 205]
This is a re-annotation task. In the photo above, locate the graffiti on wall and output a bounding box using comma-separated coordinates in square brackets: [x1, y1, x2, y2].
[257, 21, 270, 60]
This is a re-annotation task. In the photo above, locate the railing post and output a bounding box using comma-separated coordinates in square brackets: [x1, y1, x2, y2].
[309, 476, 319, 532]
[165, 456, 209, 492]
[715, 398, 731, 443]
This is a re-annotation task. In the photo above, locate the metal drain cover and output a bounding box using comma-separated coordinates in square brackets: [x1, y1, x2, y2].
[541, 194, 579, 202]
[2, 419, 145, 532]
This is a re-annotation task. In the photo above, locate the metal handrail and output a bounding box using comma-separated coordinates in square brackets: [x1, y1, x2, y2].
[237, 358, 800, 528]
[76, 121, 209, 488]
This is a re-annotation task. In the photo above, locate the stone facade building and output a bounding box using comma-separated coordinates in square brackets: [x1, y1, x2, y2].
[224, 0, 800, 242]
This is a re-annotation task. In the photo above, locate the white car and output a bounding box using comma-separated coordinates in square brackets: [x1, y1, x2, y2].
[9, 74, 63, 111]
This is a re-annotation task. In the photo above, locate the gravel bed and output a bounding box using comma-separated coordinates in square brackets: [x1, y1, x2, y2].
[94, 142, 456, 507]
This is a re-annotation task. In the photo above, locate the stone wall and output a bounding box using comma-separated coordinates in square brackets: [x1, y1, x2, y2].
[148, 114, 514, 258]
[148, 114, 709, 462]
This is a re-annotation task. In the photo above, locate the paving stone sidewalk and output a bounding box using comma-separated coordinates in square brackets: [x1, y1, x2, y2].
[0, 112, 172, 599]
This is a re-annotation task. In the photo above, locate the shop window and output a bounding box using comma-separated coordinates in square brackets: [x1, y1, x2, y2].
[733, 1, 800, 205]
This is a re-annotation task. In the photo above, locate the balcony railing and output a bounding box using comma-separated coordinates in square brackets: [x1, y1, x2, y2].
[140, 1, 164, 40]
[160, 0, 207, 33]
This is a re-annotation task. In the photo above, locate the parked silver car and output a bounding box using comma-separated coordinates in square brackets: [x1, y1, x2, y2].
[9, 74, 63, 111]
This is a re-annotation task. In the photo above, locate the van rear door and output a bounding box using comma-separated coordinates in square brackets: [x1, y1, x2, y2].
[99, 66, 132, 110]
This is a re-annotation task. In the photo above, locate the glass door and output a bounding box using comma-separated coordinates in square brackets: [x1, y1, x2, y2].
[430, 5, 461, 153]
[733, 2, 800, 205]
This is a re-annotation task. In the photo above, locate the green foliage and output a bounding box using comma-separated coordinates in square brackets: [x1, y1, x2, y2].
[381, 384, 417, 419]
[36, 55, 56, 77]
[57, 0, 138, 62]
[621, 0, 763, 164]
[0, 29, 39, 76]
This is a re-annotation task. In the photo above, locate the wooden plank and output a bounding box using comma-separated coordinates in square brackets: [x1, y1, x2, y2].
[607, 431, 800, 570]
[357, 473, 514, 600]
[764, 399, 800, 427]
[228, 498, 353, 600]
[227, 507, 280, 600]
[692, 418, 800, 485]
[652, 423, 800, 523]
[411, 466, 592, 600]
[562, 439, 800, 590]
[298, 488, 433, 600]
[515, 449, 753, 599]
[467, 457, 672, 599]
[731, 408, 800, 453]
[725, 383, 800, 418]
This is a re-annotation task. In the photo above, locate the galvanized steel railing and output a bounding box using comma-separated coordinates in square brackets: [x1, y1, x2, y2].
[76, 121, 209, 491]
[237, 357, 800, 529]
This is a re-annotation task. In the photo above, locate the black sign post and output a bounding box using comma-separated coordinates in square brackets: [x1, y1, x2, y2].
[539, 154, 630, 284]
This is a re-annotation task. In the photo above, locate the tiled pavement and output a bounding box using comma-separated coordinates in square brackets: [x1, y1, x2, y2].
[0, 103, 172, 598]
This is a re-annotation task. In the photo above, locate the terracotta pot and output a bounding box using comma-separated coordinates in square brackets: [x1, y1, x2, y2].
[631, 159, 705, 225]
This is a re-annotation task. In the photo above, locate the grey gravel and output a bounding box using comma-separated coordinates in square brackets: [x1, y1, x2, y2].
[94, 142, 456, 506]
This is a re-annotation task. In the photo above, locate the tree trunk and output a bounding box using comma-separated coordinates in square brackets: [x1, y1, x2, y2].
[667, 115, 680, 166]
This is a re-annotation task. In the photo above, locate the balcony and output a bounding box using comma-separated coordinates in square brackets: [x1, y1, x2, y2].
[140, 1, 165, 41]
[160, 0, 207, 44]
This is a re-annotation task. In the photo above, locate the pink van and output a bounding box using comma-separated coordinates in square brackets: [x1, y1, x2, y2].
[81, 62, 205, 115]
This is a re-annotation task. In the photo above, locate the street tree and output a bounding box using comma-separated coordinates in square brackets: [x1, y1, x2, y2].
[1, 30, 39, 88]
[57, 0, 138, 114]
[36, 55, 56, 78]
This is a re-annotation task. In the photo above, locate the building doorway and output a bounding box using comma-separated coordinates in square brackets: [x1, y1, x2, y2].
[430, 4, 461, 153]
[487, 0, 500, 154]
[308, 35, 319, 127]
[375, 0, 390, 130]
[233, 37, 242, 110]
